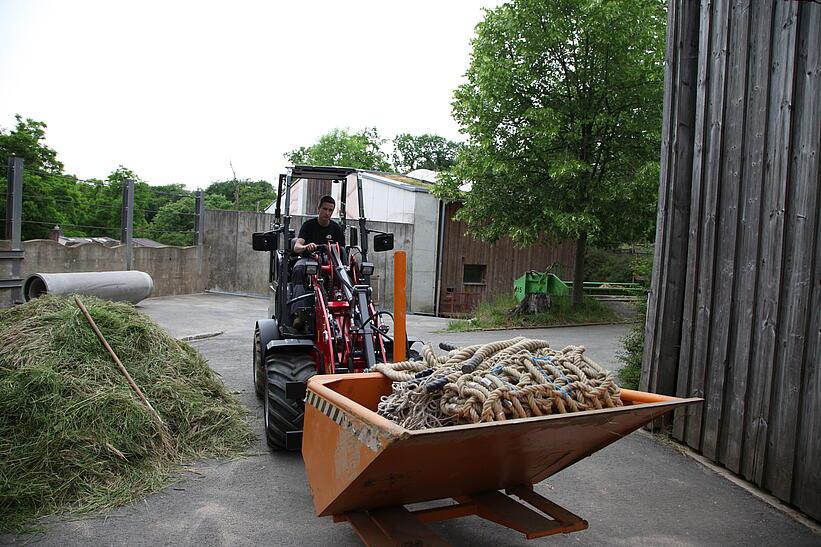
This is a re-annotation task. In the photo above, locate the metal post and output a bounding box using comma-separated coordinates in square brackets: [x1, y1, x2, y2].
[121, 179, 134, 271]
[1, 157, 24, 307]
[5, 157, 23, 247]
[194, 190, 205, 284]
[393, 250, 407, 362]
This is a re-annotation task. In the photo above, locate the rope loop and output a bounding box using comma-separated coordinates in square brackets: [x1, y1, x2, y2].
[374, 338, 622, 429]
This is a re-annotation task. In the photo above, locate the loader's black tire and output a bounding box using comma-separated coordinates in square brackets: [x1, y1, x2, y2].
[253, 328, 266, 399]
[264, 351, 316, 451]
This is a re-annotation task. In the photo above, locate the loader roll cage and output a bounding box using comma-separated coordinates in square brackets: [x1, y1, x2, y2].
[251, 165, 395, 370]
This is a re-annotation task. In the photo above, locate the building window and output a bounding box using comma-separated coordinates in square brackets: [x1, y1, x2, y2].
[463, 264, 486, 285]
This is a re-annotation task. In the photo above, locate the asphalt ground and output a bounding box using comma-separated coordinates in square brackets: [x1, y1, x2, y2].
[4, 293, 817, 546]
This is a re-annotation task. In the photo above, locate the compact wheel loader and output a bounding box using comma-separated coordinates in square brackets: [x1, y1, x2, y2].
[251, 165, 415, 451]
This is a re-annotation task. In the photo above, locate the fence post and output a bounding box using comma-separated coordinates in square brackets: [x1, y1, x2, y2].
[194, 190, 205, 285]
[4, 157, 23, 246]
[1, 157, 24, 306]
[121, 179, 134, 271]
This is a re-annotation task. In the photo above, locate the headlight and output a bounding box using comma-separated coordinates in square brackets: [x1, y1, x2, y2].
[360, 262, 374, 276]
[305, 261, 319, 276]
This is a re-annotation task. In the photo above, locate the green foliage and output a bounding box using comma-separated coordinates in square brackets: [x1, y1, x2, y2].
[616, 297, 647, 389]
[614, 254, 653, 389]
[584, 247, 635, 282]
[446, 293, 620, 331]
[0, 116, 72, 239]
[286, 128, 391, 171]
[392, 133, 460, 173]
[0, 115, 63, 174]
[437, 0, 665, 303]
[0, 296, 253, 531]
[204, 179, 276, 212]
[143, 194, 231, 246]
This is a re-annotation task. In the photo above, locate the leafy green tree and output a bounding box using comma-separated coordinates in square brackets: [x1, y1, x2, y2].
[144, 194, 231, 246]
[286, 128, 391, 171]
[205, 179, 276, 212]
[0, 115, 78, 239]
[0, 115, 63, 174]
[437, 0, 665, 306]
[392, 133, 460, 173]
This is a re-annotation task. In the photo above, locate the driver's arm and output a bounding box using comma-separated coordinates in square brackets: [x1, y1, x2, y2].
[293, 238, 317, 254]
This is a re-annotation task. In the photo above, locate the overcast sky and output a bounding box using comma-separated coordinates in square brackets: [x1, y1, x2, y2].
[0, 0, 503, 188]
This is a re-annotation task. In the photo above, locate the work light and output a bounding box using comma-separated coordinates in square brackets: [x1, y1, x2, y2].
[360, 262, 374, 276]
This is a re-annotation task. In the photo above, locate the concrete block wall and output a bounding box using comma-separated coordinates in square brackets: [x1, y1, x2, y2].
[18, 239, 205, 298]
[204, 209, 419, 313]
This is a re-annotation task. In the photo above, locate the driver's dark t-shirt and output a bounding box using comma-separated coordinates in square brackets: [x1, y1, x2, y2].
[298, 218, 345, 247]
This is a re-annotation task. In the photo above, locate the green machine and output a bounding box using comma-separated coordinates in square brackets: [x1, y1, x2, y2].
[513, 271, 570, 302]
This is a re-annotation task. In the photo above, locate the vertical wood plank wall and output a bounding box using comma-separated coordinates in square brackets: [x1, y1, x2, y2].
[439, 203, 577, 315]
[644, 0, 820, 520]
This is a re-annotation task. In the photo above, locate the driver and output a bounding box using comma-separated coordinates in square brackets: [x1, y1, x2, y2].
[294, 195, 345, 254]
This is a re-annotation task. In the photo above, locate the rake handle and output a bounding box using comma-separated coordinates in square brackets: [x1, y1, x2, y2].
[74, 296, 170, 444]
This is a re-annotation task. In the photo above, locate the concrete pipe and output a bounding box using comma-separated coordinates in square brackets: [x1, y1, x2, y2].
[23, 271, 154, 304]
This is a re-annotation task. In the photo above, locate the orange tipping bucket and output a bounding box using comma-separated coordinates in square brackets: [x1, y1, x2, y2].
[302, 372, 701, 523]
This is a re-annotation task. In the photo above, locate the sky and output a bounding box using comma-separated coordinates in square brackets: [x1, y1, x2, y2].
[0, 0, 503, 189]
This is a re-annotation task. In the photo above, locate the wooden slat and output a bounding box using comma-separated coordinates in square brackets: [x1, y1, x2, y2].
[469, 490, 565, 539]
[701, 0, 750, 462]
[345, 512, 394, 547]
[792, 220, 820, 519]
[671, 0, 712, 443]
[719, 0, 772, 474]
[367, 506, 449, 547]
[641, 0, 676, 394]
[506, 486, 588, 532]
[685, 0, 731, 450]
[741, 0, 798, 485]
[642, 0, 699, 400]
[412, 502, 477, 523]
[790, 3, 821, 520]
[763, 0, 820, 502]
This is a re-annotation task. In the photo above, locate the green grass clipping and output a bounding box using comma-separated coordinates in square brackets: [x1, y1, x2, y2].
[0, 295, 254, 532]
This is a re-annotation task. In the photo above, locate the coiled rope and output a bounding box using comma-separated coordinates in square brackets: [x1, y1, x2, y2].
[372, 337, 622, 430]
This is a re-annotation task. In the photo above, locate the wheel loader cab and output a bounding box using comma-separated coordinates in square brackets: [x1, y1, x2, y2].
[250, 165, 402, 451]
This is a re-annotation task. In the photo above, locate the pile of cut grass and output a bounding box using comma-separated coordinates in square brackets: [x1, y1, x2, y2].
[0, 295, 253, 532]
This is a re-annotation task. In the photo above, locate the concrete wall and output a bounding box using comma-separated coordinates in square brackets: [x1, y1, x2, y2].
[205, 209, 272, 296]
[17, 239, 205, 298]
[204, 209, 417, 312]
[3, 208, 422, 311]
[0, 240, 24, 307]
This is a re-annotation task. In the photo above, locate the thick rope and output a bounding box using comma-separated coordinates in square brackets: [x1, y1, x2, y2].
[373, 338, 622, 430]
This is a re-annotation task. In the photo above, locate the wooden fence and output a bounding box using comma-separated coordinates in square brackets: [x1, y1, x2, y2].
[643, 0, 819, 520]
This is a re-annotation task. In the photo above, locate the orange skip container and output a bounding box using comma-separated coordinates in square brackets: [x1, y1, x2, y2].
[302, 372, 701, 544]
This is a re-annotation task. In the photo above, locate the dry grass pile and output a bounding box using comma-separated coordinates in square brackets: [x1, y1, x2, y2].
[0, 295, 253, 532]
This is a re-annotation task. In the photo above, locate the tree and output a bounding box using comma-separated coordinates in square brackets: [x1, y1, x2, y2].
[205, 179, 276, 212]
[0, 115, 76, 239]
[392, 133, 460, 173]
[0, 115, 63, 174]
[145, 194, 231, 246]
[286, 128, 391, 171]
[437, 0, 665, 306]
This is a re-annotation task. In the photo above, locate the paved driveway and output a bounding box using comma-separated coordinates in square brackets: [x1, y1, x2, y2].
[4, 293, 816, 546]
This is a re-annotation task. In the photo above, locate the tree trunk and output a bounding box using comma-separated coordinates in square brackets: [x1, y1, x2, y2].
[572, 232, 587, 307]
[509, 293, 551, 316]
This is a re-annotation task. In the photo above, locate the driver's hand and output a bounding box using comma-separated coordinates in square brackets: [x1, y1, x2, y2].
[307, 242, 317, 252]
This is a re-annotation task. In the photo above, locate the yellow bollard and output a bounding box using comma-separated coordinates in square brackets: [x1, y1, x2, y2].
[393, 250, 407, 362]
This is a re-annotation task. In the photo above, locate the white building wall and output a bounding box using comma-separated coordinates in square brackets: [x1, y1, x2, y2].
[409, 191, 439, 314]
